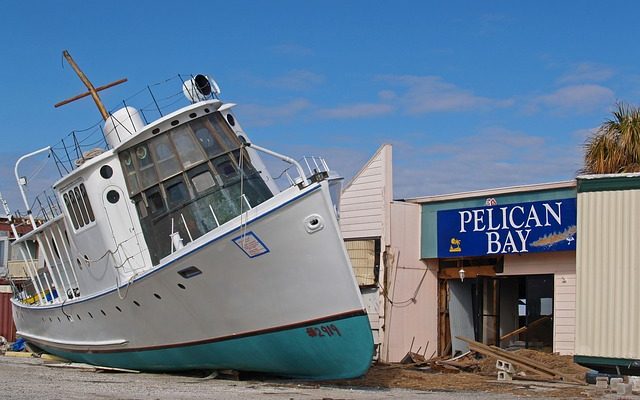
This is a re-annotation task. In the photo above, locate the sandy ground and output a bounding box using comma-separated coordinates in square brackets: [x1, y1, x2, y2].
[0, 353, 614, 399]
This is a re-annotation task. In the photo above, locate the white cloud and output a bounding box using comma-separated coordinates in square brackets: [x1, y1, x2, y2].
[378, 75, 514, 114]
[530, 84, 614, 114]
[316, 103, 394, 119]
[558, 62, 615, 84]
[384, 127, 583, 199]
[237, 99, 311, 127]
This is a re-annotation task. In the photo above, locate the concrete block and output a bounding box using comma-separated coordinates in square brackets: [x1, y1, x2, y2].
[595, 376, 609, 390]
[610, 377, 623, 392]
[496, 360, 515, 373]
[617, 383, 633, 395]
[497, 371, 513, 381]
[629, 376, 640, 392]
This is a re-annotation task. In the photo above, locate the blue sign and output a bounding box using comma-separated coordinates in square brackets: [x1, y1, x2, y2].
[437, 198, 576, 258]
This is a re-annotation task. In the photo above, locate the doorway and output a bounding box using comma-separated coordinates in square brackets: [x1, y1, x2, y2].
[442, 271, 555, 356]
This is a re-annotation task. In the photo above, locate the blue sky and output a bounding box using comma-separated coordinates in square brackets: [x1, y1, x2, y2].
[1, 1, 639, 211]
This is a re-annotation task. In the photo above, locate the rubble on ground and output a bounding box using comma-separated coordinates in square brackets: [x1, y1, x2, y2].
[324, 343, 598, 398]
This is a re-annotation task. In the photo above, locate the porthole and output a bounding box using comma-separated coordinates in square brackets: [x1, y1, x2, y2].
[101, 309, 106, 316]
[304, 214, 325, 234]
[204, 108, 210, 113]
[152, 128, 160, 135]
[88, 312, 93, 319]
[76, 314, 81, 320]
[226, 114, 235, 126]
[177, 283, 186, 290]
[116, 306, 122, 312]
[154, 293, 162, 300]
[100, 165, 113, 179]
[133, 300, 141, 307]
[106, 190, 120, 204]
[170, 119, 179, 126]
[189, 112, 197, 118]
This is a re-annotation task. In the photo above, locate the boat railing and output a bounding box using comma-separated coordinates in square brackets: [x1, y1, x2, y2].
[245, 143, 310, 187]
[49, 74, 219, 179]
[272, 155, 332, 187]
[13, 75, 218, 219]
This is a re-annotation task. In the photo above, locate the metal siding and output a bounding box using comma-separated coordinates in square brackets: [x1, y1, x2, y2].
[0, 292, 16, 342]
[576, 189, 640, 359]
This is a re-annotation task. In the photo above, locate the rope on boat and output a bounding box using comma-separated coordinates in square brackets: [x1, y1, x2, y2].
[238, 145, 249, 249]
[77, 237, 138, 300]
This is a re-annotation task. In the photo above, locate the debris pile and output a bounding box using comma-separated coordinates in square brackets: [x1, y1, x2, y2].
[327, 337, 595, 398]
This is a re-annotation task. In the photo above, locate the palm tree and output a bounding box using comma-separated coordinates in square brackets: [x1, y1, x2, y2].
[582, 103, 640, 174]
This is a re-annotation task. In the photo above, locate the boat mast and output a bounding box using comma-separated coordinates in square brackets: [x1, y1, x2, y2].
[54, 50, 127, 121]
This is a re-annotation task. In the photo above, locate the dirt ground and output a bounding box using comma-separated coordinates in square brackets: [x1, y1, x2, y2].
[0, 349, 608, 399]
[323, 350, 598, 398]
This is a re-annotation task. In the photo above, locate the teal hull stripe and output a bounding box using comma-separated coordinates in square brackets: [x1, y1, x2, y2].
[36, 314, 374, 380]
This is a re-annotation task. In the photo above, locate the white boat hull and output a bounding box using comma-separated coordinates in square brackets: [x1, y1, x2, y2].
[12, 182, 374, 379]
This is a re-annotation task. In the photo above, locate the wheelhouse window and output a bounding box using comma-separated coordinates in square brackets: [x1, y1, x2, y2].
[150, 135, 181, 180]
[136, 144, 158, 188]
[63, 183, 96, 230]
[118, 111, 274, 264]
[171, 127, 206, 169]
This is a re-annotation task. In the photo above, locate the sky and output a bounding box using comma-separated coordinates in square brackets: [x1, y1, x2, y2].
[1, 1, 640, 212]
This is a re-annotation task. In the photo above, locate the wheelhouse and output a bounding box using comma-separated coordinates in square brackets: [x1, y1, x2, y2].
[118, 111, 274, 263]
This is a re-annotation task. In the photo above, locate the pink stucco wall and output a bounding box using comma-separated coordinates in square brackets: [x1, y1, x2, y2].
[382, 202, 439, 362]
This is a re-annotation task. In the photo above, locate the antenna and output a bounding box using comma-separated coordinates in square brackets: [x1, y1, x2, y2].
[54, 50, 128, 121]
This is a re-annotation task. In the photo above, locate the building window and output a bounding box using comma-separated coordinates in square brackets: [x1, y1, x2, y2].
[63, 183, 95, 230]
[345, 239, 380, 286]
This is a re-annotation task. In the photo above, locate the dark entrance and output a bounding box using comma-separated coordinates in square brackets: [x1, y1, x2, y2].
[440, 262, 554, 356]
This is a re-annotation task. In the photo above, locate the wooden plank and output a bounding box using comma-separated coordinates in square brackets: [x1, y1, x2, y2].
[486, 345, 584, 385]
[457, 336, 585, 385]
[45, 362, 140, 373]
[499, 316, 551, 341]
[466, 343, 556, 380]
[438, 266, 495, 280]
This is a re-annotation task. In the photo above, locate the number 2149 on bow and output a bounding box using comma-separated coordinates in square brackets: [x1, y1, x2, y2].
[305, 324, 342, 338]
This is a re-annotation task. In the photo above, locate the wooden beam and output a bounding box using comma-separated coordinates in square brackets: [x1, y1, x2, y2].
[499, 316, 551, 341]
[54, 78, 127, 108]
[60, 50, 111, 120]
[438, 265, 495, 280]
[456, 336, 586, 385]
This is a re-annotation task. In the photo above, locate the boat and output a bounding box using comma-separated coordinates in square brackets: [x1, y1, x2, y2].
[6, 51, 373, 379]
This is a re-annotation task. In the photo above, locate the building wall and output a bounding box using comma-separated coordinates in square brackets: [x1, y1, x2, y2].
[576, 175, 640, 361]
[382, 201, 438, 362]
[339, 145, 392, 240]
[339, 144, 392, 358]
[501, 251, 576, 355]
[0, 286, 16, 342]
